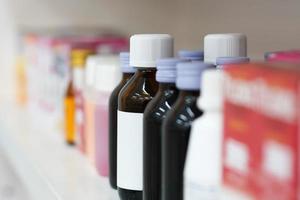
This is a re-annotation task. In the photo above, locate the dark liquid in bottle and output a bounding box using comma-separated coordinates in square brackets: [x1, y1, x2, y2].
[143, 83, 179, 200]
[118, 68, 158, 200]
[162, 90, 202, 200]
[109, 73, 135, 189]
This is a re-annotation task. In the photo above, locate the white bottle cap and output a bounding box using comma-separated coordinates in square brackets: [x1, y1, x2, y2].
[198, 69, 223, 110]
[204, 33, 247, 64]
[130, 34, 174, 68]
[94, 55, 121, 92]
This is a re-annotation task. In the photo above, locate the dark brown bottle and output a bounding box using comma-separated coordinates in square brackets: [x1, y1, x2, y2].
[117, 34, 173, 200]
[118, 68, 158, 200]
[108, 52, 135, 189]
[143, 58, 186, 200]
[161, 62, 214, 200]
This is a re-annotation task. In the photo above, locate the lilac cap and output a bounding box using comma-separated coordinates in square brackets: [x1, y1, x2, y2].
[176, 61, 215, 90]
[216, 56, 250, 68]
[178, 50, 204, 61]
[120, 52, 136, 73]
[156, 58, 188, 83]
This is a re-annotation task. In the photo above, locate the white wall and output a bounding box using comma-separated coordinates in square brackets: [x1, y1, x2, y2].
[1, 0, 300, 97]
[0, 0, 17, 97]
[9, 0, 300, 58]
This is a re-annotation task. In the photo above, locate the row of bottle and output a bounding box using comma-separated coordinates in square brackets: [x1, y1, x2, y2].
[115, 34, 249, 200]
[62, 33, 252, 200]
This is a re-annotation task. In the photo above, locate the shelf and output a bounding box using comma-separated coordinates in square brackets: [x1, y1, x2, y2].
[0, 102, 118, 200]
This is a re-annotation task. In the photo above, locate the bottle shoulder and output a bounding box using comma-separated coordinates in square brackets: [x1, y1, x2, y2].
[118, 72, 158, 112]
[144, 89, 179, 121]
[164, 96, 202, 130]
[110, 80, 126, 101]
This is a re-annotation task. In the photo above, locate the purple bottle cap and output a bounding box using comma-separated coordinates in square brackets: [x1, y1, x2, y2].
[156, 58, 188, 83]
[178, 50, 204, 61]
[216, 56, 250, 68]
[120, 52, 136, 73]
[176, 61, 215, 91]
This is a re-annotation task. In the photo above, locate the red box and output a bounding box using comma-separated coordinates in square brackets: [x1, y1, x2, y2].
[223, 62, 300, 200]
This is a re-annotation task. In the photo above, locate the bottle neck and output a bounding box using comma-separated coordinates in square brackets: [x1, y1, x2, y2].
[135, 67, 157, 78]
[136, 67, 156, 72]
[158, 82, 177, 92]
[178, 90, 200, 98]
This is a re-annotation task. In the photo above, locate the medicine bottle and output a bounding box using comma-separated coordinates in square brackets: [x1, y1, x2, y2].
[94, 55, 120, 177]
[161, 61, 214, 200]
[84, 55, 101, 163]
[184, 69, 223, 200]
[64, 49, 94, 145]
[108, 52, 136, 189]
[143, 58, 187, 200]
[184, 57, 250, 200]
[117, 34, 173, 200]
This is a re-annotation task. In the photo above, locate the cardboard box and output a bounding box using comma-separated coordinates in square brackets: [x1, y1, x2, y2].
[223, 62, 300, 200]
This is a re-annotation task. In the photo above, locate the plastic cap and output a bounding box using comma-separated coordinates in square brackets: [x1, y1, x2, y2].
[198, 69, 223, 110]
[216, 56, 250, 68]
[178, 50, 204, 61]
[156, 58, 188, 83]
[176, 61, 215, 91]
[85, 55, 101, 88]
[130, 34, 174, 68]
[120, 52, 136, 73]
[94, 55, 121, 92]
[204, 33, 247, 64]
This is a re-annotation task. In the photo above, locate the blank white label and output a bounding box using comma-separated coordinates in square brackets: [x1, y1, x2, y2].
[117, 110, 143, 190]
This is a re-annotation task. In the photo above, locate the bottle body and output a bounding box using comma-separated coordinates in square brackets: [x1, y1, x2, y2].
[117, 69, 158, 200]
[162, 91, 202, 200]
[94, 91, 111, 177]
[143, 83, 179, 200]
[184, 112, 223, 200]
[109, 73, 134, 189]
[84, 90, 96, 164]
[64, 81, 76, 145]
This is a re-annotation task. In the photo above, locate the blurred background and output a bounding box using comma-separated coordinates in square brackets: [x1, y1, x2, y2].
[1, 0, 300, 98]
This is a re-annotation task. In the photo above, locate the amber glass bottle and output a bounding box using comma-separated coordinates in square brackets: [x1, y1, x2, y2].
[161, 62, 214, 200]
[143, 58, 187, 200]
[64, 78, 76, 145]
[117, 34, 173, 200]
[109, 52, 136, 189]
[64, 49, 94, 145]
